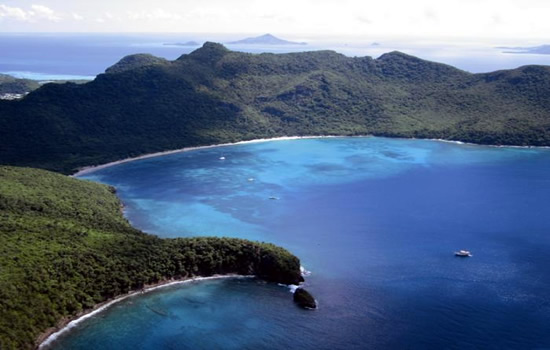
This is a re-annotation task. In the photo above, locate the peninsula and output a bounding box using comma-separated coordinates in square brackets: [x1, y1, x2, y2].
[0, 166, 304, 349]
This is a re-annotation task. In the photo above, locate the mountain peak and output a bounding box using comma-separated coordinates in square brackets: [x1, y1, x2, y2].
[377, 51, 420, 62]
[105, 54, 168, 74]
[200, 42, 230, 51]
[259, 33, 277, 39]
[227, 34, 307, 46]
[376, 50, 469, 80]
[183, 42, 231, 63]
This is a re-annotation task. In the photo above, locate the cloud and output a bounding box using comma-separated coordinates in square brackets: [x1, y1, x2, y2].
[0, 3, 61, 22]
[0, 4, 29, 21]
[0, 0, 549, 39]
[356, 16, 373, 25]
[423, 8, 438, 21]
[72, 13, 84, 21]
[127, 8, 182, 21]
[30, 4, 61, 21]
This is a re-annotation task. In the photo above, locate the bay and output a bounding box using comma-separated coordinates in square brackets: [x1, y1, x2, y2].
[49, 137, 550, 349]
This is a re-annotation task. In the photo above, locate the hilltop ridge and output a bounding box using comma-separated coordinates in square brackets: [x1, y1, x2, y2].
[1, 43, 549, 174]
[105, 54, 168, 74]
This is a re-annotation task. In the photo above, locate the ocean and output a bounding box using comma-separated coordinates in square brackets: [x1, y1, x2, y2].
[3, 33, 550, 80]
[41, 137, 550, 349]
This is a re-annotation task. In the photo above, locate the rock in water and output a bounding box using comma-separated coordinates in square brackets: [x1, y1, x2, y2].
[293, 288, 317, 309]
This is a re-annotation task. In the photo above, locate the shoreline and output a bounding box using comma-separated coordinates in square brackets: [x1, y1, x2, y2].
[429, 138, 550, 149]
[72, 134, 550, 177]
[72, 135, 336, 177]
[39, 135, 549, 347]
[37, 274, 253, 349]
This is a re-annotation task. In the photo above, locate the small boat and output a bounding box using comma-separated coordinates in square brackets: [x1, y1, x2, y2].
[247, 178, 255, 182]
[219, 156, 225, 160]
[454, 250, 472, 257]
[269, 196, 279, 200]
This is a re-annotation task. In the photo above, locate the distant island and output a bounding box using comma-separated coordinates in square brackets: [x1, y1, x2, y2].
[498, 44, 550, 55]
[227, 33, 307, 45]
[163, 41, 201, 47]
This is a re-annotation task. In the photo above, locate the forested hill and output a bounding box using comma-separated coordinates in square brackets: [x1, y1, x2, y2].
[0, 166, 303, 350]
[0, 74, 39, 95]
[1, 42, 550, 174]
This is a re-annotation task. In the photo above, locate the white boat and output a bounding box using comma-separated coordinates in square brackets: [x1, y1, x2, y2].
[454, 250, 472, 257]
[248, 178, 255, 182]
[219, 156, 225, 160]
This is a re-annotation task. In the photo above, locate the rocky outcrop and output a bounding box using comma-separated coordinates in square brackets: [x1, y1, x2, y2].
[293, 288, 317, 309]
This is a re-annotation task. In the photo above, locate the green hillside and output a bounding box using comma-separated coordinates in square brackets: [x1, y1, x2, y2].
[0, 74, 40, 95]
[0, 166, 302, 350]
[1, 43, 549, 174]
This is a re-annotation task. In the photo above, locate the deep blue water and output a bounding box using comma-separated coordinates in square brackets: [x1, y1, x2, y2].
[49, 137, 550, 349]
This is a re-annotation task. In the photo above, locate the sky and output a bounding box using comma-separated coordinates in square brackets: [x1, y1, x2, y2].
[0, 0, 549, 42]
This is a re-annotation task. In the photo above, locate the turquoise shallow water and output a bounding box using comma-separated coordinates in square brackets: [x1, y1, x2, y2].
[50, 137, 550, 349]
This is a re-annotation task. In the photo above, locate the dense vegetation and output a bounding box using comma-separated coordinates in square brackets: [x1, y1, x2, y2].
[1, 43, 550, 174]
[104, 53, 168, 74]
[0, 166, 302, 350]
